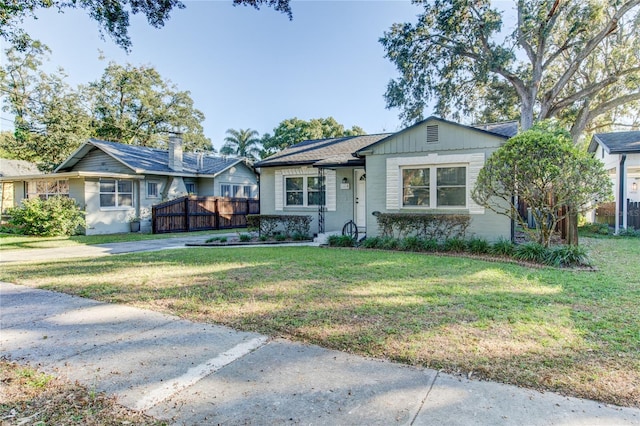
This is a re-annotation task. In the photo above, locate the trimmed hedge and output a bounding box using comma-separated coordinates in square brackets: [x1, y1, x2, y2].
[247, 214, 312, 238]
[376, 213, 470, 241]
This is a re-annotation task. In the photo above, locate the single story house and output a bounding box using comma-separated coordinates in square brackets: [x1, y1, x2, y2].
[0, 136, 258, 234]
[0, 159, 42, 214]
[255, 116, 518, 242]
[588, 131, 640, 232]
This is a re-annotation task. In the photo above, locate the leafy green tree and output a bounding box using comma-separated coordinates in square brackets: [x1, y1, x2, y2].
[0, 38, 92, 171]
[220, 128, 261, 160]
[381, 0, 640, 141]
[261, 117, 366, 157]
[472, 122, 613, 247]
[88, 62, 212, 151]
[1, 0, 292, 51]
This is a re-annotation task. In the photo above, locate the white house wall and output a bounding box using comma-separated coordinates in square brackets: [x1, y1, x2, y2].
[213, 163, 258, 197]
[364, 119, 511, 242]
[259, 166, 354, 235]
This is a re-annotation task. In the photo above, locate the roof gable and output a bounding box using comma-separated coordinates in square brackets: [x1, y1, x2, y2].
[55, 139, 248, 177]
[588, 131, 640, 154]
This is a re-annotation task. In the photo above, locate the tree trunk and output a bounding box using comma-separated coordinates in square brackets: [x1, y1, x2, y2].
[520, 94, 535, 131]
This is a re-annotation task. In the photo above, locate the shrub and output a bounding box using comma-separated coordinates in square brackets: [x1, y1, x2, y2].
[361, 237, 382, 249]
[514, 242, 550, 264]
[617, 228, 640, 238]
[376, 213, 470, 240]
[259, 235, 269, 241]
[442, 237, 466, 252]
[274, 233, 287, 242]
[400, 236, 423, 251]
[421, 238, 439, 252]
[468, 237, 490, 254]
[7, 196, 85, 236]
[219, 237, 227, 243]
[379, 236, 399, 250]
[238, 233, 252, 242]
[247, 215, 312, 237]
[548, 245, 591, 267]
[292, 231, 309, 241]
[328, 235, 356, 247]
[491, 238, 515, 256]
[206, 236, 221, 243]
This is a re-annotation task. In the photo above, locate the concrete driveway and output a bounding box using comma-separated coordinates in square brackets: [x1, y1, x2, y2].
[1, 281, 638, 425]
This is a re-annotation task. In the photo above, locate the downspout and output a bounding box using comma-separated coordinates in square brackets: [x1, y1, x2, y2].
[617, 154, 627, 234]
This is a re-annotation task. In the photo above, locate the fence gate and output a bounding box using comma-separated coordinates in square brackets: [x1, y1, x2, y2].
[595, 200, 639, 230]
[152, 196, 260, 234]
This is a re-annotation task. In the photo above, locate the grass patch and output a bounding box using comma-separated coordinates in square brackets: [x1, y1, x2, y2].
[0, 361, 162, 425]
[0, 229, 244, 251]
[1, 238, 638, 408]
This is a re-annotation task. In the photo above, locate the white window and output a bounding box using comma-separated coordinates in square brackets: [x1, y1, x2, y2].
[285, 176, 325, 207]
[221, 184, 231, 197]
[27, 180, 69, 200]
[147, 181, 159, 198]
[100, 179, 133, 208]
[400, 166, 466, 208]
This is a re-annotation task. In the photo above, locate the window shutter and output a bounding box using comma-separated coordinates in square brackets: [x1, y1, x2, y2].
[468, 153, 485, 214]
[325, 170, 336, 211]
[426, 125, 439, 143]
[386, 158, 400, 209]
[275, 170, 283, 211]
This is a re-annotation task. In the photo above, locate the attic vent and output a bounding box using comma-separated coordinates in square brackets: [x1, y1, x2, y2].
[426, 125, 439, 143]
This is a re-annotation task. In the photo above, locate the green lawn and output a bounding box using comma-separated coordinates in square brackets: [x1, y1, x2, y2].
[1, 237, 638, 407]
[0, 229, 245, 251]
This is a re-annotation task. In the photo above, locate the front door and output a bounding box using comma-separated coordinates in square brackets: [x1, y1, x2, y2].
[355, 169, 366, 228]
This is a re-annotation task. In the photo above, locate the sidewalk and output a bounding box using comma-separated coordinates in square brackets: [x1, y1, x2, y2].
[1, 281, 638, 425]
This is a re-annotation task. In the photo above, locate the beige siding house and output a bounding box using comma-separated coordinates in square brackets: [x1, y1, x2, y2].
[0, 137, 258, 234]
[255, 117, 517, 242]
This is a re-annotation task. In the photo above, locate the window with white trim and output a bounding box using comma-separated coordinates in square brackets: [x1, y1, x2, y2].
[27, 180, 69, 200]
[285, 176, 325, 207]
[100, 179, 133, 208]
[185, 182, 196, 194]
[147, 181, 159, 198]
[401, 166, 466, 208]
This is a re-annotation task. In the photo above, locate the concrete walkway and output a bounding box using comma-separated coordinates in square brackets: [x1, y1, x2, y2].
[1, 281, 638, 425]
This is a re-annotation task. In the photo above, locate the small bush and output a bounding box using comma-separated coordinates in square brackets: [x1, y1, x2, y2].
[468, 237, 490, 254]
[514, 242, 550, 264]
[361, 237, 382, 249]
[548, 245, 591, 267]
[259, 235, 268, 241]
[421, 238, 439, 252]
[400, 236, 423, 251]
[205, 236, 221, 243]
[274, 234, 287, 242]
[442, 238, 466, 252]
[238, 233, 252, 242]
[292, 232, 309, 241]
[328, 235, 356, 247]
[7, 196, 85, 236]
[219, 237, 227, 243]
[376, 213, 470, 240]
[491, 238, 515, 256]
[379, 236, 399, 250]
[617, 228, 640, 238]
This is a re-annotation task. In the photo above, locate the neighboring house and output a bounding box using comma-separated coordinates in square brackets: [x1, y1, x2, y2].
[0, 136, 258, 234]
[255, 116, 518, 241]
[0, 159, 43, 214]
[588, 131, 640, 232]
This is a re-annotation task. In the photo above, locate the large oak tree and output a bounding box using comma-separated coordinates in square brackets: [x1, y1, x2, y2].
[381, 0, 640, 141]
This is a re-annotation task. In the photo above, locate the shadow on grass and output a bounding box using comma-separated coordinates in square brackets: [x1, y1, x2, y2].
[1, 245, 638, 407]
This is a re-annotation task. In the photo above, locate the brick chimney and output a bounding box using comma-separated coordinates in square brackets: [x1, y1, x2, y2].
[168, 133, 183, 172]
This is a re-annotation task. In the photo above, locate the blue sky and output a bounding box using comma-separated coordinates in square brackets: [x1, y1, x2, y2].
[2, 1, 426, 151]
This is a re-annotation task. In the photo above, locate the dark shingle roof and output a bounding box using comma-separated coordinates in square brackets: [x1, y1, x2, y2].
[472, 121, 519, 138]
[254, 134, 392, 168]
[58, 139, 243, 176]
[588, 131, 640, 154]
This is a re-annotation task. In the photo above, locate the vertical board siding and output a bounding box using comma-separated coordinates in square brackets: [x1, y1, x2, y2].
[152, 196, 260, 233]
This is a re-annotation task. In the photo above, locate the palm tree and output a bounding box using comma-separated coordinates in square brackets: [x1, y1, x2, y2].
[220, 128, 261, 161]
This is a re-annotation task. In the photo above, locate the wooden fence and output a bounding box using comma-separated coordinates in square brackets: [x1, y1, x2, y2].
[596, 200, 640, 230]
[152, 196, 260, 234]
